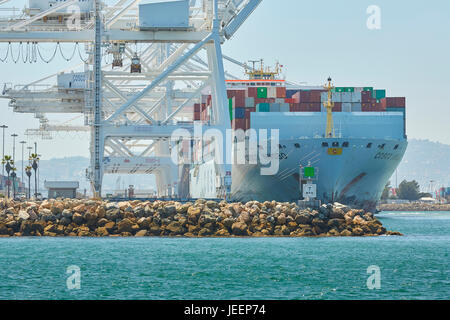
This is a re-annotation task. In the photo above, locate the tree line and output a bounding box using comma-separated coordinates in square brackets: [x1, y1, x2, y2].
[381, 180, 432, 201]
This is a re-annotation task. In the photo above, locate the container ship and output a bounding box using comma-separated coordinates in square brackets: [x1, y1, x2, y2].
[188, 62, 407, 209]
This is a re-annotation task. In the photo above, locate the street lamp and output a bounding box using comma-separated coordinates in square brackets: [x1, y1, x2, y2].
[11, 133, 18, 163]
[27, 146, 33, 160]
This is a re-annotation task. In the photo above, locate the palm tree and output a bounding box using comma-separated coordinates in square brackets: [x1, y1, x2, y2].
[30, 153, 39, 198]
[2, 155, 12, 198]
[25, 165, 32, 199]
[10, 166, 17, 198]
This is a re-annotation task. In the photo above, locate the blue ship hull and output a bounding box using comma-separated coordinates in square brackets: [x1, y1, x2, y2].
[230, 137, 407, 209]
[190, 112, 407, 209]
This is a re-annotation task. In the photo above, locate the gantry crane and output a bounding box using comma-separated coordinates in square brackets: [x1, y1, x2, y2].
[0, 0, 263, 197]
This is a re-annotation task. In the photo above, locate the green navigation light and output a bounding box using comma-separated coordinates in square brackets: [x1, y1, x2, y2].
[304, 167, 315, 178]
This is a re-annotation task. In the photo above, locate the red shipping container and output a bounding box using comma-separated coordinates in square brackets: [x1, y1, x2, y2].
[194, 111, 200, 121]
[309, 90, 323, 103]
[299, 103, 310, 111]
[386, 97, 405, 107]
[194, 103, 201, 112]
[248, 87, 258, 98]
[300, 91, 311, 103]
[245, 108, 256, 119]
[285, 98, 295, 104]
[361, 91, 372, 103]
[255, 98, 276, 104]
[333, 102, 342, 112]
[289, 103, 300, 112]
[232, 118, 247, 130]
[309, 103, 321, 112]
[232, 91, 245, 108]
[276, 87, 286, 98]
[201, 103, 206, 112]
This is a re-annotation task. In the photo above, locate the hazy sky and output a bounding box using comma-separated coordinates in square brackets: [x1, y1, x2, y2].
[0, 0, 449, 161]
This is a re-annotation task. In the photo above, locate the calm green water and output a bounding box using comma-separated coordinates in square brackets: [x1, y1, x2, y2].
[0, 211, 449, 300]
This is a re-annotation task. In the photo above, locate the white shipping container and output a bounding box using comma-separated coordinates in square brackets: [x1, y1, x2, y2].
[341, 92, 353, 103]
[139, 0, 189, 30]
[351, 91, 362, 103]
[351, 103, 362, 112]
[332, 92, 342, 102]
[267, 87, 277, 98]
[270, 103, 280, 112]
[57, 72, 86, 89]
[280, 103, 290, 112]
[245, 97, 255, 108]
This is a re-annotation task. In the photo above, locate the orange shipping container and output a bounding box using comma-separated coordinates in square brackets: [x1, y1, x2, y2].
[276, 87, 286, 98]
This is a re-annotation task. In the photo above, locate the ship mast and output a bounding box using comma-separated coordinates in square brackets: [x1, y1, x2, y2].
[324, 77, 335, 138]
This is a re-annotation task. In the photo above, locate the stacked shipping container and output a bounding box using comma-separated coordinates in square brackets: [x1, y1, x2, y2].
[192, 84, 406, 131]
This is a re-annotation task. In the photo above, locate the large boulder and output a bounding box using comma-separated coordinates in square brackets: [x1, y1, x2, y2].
[231, 221, 247, 236]
[18, 210, 30, 221]
[105, 208, 120, 221]
[62, 209, 73, 219]
[72, 212, 84, 225]
[166, 221, 185, 235]
[117, 218, 133, 234]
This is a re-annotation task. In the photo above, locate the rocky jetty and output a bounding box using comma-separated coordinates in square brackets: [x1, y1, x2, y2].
[0, 199, 402, 237]
[378, 203, 450, 212]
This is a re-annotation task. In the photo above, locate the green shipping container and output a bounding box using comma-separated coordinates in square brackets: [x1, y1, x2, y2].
[257, 103, 270, 112]
[257, 87, 268, 98]
[372, 89, 386, 99]
[386, 107, 405, 112]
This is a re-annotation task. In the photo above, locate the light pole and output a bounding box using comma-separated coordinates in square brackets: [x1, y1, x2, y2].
[0, 125, 7, 178]
[20, 141, 26, 194]
[11, 133, 18, 162]
[27, 146, 33, 162]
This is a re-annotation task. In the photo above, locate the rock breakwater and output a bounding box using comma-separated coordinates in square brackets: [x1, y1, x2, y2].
[0, 199, 402, 237]
[378, 203, 450, 212]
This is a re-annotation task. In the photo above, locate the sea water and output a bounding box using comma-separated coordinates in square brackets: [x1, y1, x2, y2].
[0, 211, 448, 300]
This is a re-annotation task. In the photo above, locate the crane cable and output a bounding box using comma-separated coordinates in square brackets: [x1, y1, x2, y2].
[59, 42, 78, 61]
[0, 42, 89, 63]
[0, 42, 10, 62]
[36, 42, 59, 63]
[77, 43, 89, 63]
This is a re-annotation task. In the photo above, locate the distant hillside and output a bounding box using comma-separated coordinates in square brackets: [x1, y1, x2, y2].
[392, 139, 450, 191]
[18, 139, 450, 195]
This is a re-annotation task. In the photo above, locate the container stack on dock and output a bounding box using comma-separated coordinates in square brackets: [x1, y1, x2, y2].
[192, 83, 406, 131]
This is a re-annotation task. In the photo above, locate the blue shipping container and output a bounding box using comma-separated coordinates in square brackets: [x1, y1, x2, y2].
[234, 107, 245, 119]
[286, 89, 299, 99]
